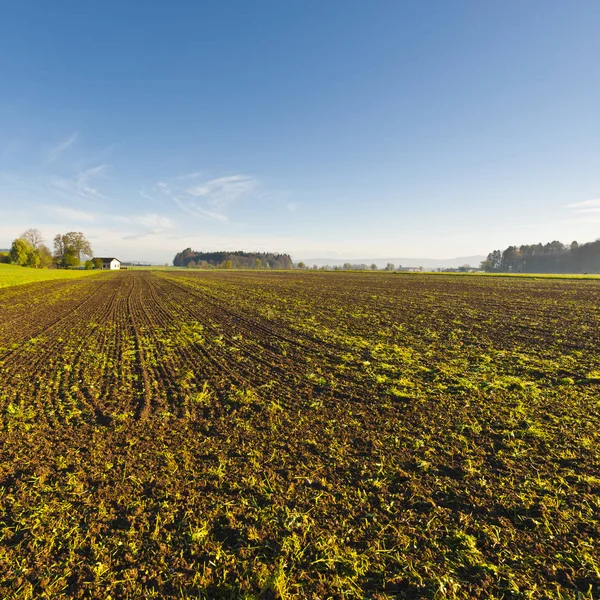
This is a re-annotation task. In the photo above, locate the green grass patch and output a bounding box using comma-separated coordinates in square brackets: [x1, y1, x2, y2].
[0, 263, 103, 288]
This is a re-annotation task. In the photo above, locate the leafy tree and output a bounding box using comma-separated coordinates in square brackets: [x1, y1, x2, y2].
[187, 260, 197, 268]
[63, 249, 80, 268]
[371, 263, 377, 270]
[54, 232, 92, 267]
[38, 245, 54, 268]
[385, 263, 395, 271]
[63, 232, 93, 262]
[93, 258, 103, 269]
[481, 250, 502, 272]
[25, 249, 41, 268]
[9, 238, 33, 266]
[297, 262, 306, 269]
[223, 260, 233, 269]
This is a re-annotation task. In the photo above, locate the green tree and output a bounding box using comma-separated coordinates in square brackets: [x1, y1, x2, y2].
[63, 249, 80, 268]
[38, 245, 54, 268]
[63, 232, 93, 262]
[223, 260, 233, 269]
[54, 232, 92, 267]
[93, 258, 103, 269]
[25, 249, 41, 268]
[9, 238, 33, 266]
[297, 262, 306, 269]
[370, 263, 377, 271]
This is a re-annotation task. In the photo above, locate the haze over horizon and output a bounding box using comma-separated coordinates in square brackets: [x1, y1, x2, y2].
[2, 1, 600, 264]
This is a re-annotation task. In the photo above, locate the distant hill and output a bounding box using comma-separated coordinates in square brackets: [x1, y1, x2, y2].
[299, 256, 486, 270]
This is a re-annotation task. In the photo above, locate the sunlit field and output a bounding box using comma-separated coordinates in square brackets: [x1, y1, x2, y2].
[0, 263, 102, 289]
[0, 271, 598, 599]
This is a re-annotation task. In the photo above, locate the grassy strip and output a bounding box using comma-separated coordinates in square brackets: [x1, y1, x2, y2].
[0, 263, 104, 289]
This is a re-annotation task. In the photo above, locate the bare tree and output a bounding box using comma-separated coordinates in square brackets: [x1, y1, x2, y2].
[53, 234, 66, 260]
[22, 228, 44, 248]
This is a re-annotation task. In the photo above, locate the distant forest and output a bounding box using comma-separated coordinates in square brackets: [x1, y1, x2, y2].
[481, 239, 600, 273]
[173, 249, 294, 269]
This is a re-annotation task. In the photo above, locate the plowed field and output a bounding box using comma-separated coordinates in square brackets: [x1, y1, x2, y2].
[1, 271, 599, 599]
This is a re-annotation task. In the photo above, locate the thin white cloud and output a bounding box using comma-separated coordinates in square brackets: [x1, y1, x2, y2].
[564, 215, 600, 225]
[46, 133, 78, 163]
[192, 207, 229, 222]
[51, 164, 110, 202]
[566, 198, 600, 208]
[157, 182, 172, 194]
[186, 175, 258, 207]
[172, 194, 229, 222]
[119, 213, 175, 229]
[140, 188, 163, 204]
[176, 171, 204, 180]
[572, 207, 600, 214]
[122, 229, 163, 241]
[49, 205, 97, 222]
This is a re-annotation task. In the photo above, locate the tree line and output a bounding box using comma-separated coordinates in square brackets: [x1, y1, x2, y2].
[2, 229, 99, 269]
[296, 262, 399, 271]
[481, 239, 600, 273]
[173, 249, 294, 269]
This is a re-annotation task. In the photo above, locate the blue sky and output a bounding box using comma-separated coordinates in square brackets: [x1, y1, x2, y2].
[1, 1, 600, 262]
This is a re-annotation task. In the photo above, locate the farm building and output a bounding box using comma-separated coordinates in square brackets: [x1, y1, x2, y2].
[97, 257, 121, 270]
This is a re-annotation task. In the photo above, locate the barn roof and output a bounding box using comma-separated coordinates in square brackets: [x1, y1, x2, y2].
[96, 257, 120, 262]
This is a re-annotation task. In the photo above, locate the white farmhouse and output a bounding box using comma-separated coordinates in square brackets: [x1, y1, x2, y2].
[98, 257, 121, 270]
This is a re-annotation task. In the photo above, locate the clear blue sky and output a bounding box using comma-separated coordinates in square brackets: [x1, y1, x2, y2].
[1, 1, 600, 262]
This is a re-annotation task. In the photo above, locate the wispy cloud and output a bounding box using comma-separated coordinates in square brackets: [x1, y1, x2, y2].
[123, 229, 163, 241]
[46, 133, 78, 163]
[48, 205, 98, 222]
[151, 174, 258, 223]
[565, 215, 600, 225]
[186, 175, 258, 208]
[564, 197, 600, 224]
[571, 207, 600, 214]
[566, 198, 600, 209]
[170, 194, 229, 222]
[116, 213, 176, 229]
[51, 164, 110, 202]
[176, 171, 204, 180]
